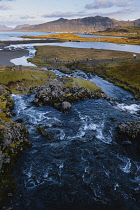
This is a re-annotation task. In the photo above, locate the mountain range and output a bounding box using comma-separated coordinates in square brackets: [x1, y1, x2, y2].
[0, 25, 13, 31]
[1, 16, 140, 32]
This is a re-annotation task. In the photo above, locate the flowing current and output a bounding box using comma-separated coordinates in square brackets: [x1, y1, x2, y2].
[10, 70, 140, 210]
[2, 32, 139, 209]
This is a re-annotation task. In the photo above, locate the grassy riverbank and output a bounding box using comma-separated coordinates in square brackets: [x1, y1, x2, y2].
[0, 66, 56, 94]
[0, 82, 30, 207]
[28, 45, 140, 98]
[94, 61, 140, 98]
[22, 32, 140, 45]
[28, 45, 139, 67]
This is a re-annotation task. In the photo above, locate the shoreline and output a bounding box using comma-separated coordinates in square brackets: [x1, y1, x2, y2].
[0, 49, 29, 66]
[0, 38, 63, 46]
[0, 39, 63, 66]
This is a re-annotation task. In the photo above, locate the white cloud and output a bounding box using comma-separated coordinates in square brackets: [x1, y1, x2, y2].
[0, 2, 12, 9]
[85, 0, 133, 9]
[42, 11, 90, 19]
[20, 15, 36, 20]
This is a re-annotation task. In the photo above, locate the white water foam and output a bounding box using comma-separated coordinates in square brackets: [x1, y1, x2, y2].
[116, 103, 140, 114]
[118, 155, 132, 174]
[12, 94, 28, 115]
[114, 183, 119, 191]
[96, 122, 112, 144]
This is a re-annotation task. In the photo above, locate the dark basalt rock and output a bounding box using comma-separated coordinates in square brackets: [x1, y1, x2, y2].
[0, 121, 30, 207]
[37, 126, 51, 139]
[116, 121, 140, 157]
[117, 121, 140, 142]
[0, 84, 30, 208]
[30, 83, 107, 111]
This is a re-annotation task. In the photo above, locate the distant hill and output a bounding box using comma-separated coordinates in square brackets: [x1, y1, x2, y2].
[14, 24, 30, 30]
[0, 25, 12, 31]
[104, 26, 140, 33]
[18, 16, 140, 33]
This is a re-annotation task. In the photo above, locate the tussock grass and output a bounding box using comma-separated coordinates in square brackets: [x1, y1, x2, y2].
[63, 77, 101, 91]
[94, 61, 140, 98]
[28, 45, 138, 68]
[0, 66, 56, 94]
[107, 61, 140, 91]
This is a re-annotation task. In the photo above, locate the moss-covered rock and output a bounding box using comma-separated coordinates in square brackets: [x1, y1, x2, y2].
[37, 126, 51, 138]
[117, 121, 140, 142]
[0, 84, 31, 208]
[116, 121, 140, 157]
[32, 83, 107, 109]
[29, 77, 107, 110]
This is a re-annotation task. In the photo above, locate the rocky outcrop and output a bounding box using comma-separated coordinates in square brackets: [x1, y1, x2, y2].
[116, 121, 140, 157]
[30, 83, 107, 110]
[0, 84, 30, 208]
[117, 121, 140, 142]
[0, 121, 30, 207]
[0, 122, 29, 150]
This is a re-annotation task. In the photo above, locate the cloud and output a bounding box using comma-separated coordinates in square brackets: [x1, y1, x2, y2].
[104, 8, 140, 19]
[85, 0, 133, 9]
[20, 15, 36, 20]
[84, 7, 140, 20]
[0, 2, 12, 9]
[42, 11, 88, 19]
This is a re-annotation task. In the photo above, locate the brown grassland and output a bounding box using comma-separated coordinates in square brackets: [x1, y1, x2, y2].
[22, 32, 140, 45]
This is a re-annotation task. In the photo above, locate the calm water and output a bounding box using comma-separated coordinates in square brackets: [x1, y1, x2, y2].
[44, 41, 140, 54]
[0, 31, 123, 40]
[0, 31, 53, 41]
[0, 31, 139, 66]
[0, 31, 122, 41]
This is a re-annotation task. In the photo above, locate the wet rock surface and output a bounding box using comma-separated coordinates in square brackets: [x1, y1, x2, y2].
[30, 82, 107, 110]
[117, 121, 140, 142]
[0, 84, 30, 207]
[116, 121, 140, 156]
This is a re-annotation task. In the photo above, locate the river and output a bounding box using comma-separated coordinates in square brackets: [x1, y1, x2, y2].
[1, 32, 140, 209]
[10, 70, 140, 210]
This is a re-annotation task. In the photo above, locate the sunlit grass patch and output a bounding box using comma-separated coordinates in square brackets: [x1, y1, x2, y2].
[0, 66, 56, 94]
[63, 77, 101, 91]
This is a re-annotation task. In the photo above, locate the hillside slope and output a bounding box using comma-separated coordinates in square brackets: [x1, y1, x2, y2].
[19, 16, 140, 33]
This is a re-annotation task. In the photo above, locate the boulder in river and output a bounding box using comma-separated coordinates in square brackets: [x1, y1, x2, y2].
[61, 101, 72, 111]
[116, 121, 140, 157]
[117, 121, 140, 142]
[37, 126, 51, 139]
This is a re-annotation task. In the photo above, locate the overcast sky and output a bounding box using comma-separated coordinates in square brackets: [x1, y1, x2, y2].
[0, 0, 139, 27]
